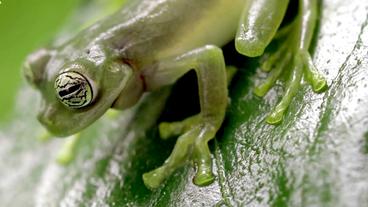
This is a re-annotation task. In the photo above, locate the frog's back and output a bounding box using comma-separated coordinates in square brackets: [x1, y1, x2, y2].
[95, 0, 246, 65]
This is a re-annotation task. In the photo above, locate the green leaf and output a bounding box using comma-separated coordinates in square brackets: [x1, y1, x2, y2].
[0, 0, 80, 121]
[1, 0, 368, 206]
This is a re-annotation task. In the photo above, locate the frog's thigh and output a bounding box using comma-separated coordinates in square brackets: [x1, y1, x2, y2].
[142, 45, 227, 189]
[235, 0, 289, 57]
[144, 45, 228, 127]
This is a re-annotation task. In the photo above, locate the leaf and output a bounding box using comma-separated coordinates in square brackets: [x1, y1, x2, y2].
[0, 0, 80, 121]
[1, 0, 368, 206]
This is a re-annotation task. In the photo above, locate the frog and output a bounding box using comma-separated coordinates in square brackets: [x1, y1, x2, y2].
[23, 0, 326, 189]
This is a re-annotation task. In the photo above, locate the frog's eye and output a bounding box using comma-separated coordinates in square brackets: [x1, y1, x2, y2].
[54, 72, 95, 109]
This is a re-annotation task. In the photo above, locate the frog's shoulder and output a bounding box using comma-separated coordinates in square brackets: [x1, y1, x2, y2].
[59, 0, 222, 66]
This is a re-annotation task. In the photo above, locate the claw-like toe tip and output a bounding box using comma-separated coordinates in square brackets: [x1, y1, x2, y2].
[266, 112, 283, 125]
[312, 78, 328, 93]
[254, 87, 267, 97]
[143, 171, 163, 190]
[56, 153, 73, 165]
[193, 173, 215, 186]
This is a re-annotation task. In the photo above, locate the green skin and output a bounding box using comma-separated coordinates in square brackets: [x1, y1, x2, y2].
[23, 0, 326, 189]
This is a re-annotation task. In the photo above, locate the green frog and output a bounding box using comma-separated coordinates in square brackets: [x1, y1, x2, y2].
[23, 0, 326, 189]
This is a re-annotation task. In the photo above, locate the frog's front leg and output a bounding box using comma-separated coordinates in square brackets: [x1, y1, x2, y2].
[35, 130, 81, 165]
[56, 133, 81, 165]
[142, 45, 227, 189]
[236, 0, 327, 124]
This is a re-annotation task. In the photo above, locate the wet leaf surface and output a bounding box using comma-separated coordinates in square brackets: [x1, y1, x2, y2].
[1, 0, 368, 206]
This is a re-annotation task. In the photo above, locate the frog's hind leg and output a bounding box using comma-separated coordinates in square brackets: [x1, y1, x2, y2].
[142, 45, 227, 189]
[236, 0, 327, 124]
[158, 65, 236, 140]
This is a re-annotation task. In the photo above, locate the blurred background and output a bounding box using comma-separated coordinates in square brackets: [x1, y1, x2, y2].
[0, 0, 79, 122]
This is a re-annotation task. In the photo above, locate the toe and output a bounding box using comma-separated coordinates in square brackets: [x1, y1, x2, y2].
[143, 168, 166, 189]
[193, 172, 215, 186]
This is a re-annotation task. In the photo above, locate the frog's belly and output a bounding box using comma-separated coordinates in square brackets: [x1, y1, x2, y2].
[155, 0, 246, 59]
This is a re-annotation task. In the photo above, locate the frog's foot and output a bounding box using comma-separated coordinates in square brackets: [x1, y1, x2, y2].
[254, 28, 327, 125]
[143, 115, 216, 189]
[56, 133, 81, 165]
[37, 129, 52, 142]
[158, 115, 201, 140]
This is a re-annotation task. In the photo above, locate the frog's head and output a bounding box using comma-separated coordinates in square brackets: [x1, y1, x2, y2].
[23, 47, 134, 136]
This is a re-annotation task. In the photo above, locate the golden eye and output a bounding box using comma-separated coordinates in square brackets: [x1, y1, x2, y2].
[54, 72, 94, 109]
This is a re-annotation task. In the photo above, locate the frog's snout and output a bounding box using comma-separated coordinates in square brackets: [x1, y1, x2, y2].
[37, 104, 75, 137]
[23, 48, 51, 88]
[37, 110, 62, 137]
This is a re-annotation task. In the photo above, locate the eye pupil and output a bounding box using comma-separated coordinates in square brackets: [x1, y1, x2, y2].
[58, 90, 67, 97]
[58, 84, 81, 97]
[69, 84, 81, 93]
